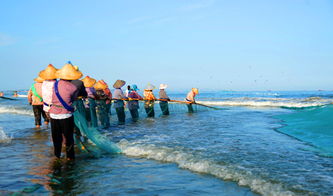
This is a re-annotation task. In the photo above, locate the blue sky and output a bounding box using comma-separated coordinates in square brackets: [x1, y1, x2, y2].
[0, 0, 332, 91]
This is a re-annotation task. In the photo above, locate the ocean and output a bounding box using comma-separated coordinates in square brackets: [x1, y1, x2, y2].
[0, 90, 333, 196]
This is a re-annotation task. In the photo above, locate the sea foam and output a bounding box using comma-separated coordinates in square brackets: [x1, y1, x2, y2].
[197, 97, 332, 108]
[118, 139, 299, 196]
[0, 105, 33, 116]
[0, 127, 12, 143]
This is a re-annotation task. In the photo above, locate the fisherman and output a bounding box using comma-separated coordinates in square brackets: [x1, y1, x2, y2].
[113, 80, 126, 125]
[39, 64, 58, 119]
[101, 80, 112, 115]
[0, 92, 3, 97]
[81, 76, 97, 126]
[49, 62, 82, 161]
[186, 88, 199, 113]
[94, 80, 110, 128]
[28, 76, 49, 128]
[158, 84, 170, 115]
[127, 84, 142, 121]
[13, 91, 18, 97]
[144, 84, 156, 117]
[124, 85, 131, 97]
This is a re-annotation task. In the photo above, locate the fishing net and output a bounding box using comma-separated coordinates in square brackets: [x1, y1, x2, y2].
[73, 100, 121, 155]
[72, 99, 215, 156]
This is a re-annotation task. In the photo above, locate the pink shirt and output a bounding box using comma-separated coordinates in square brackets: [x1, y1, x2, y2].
[186, 91, 196, 102]
[42, 80, 56, 112]
[49, 80, 78, 115]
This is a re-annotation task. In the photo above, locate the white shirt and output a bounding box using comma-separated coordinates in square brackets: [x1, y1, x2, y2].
[42, 80, 56, 112]
[113, 89, 126, 99]
[50, 113, 72, 119]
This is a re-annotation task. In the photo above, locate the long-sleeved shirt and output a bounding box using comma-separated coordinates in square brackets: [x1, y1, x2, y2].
[159, 89, 169, 100]
[85, 87, 96, 99]
[113, 89, 126, 99]
[186, 91, 196, 103]
[42, 80, 56, 112]
[49, 80, 78, 116]
[104, 88, 112, 104]
[71, 80, 87, 98]
[128, 91, 142, 110]
[128, 91, 142, 100]
[28, 83, 43, 105]
[144, 90, 155, 100]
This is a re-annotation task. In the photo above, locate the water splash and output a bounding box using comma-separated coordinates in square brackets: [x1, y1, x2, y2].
[0, 127, 12, 143]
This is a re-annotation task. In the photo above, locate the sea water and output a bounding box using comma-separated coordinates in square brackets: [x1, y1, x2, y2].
[0, 91, 333, 196]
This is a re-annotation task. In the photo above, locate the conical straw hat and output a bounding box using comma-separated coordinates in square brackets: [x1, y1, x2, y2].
[39, 64, 58, 80]
[100, 80, 109, 88]
[159, 84, 168, 90]
[192, 88, 199, 94]
[81, 76, 96, 88]
[94, 80, 108, 90]
[145, 84, 155, 91]
[56, 61, 83, 80]
[34, 76, 45, 83]
[113, 80, 126, 89]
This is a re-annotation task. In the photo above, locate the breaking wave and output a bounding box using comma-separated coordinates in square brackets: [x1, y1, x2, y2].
[197, 97, 333, 108]
[118, 139, 300, 196]
[0, 105, 33, 116]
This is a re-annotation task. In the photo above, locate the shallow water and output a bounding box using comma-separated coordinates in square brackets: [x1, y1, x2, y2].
[1, 91, 333, 195]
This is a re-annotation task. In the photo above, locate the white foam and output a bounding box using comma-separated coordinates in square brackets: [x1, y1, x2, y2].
[0, 127, 12, 143]
[196, 97, 332, 108]
[0, 105, 33, 116]
[118, 139, 297, 196]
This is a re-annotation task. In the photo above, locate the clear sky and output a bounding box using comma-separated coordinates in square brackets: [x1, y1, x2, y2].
[0, 0, 332, 91]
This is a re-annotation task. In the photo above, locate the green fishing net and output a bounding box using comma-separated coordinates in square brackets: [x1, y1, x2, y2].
[73, 100, 121, 155]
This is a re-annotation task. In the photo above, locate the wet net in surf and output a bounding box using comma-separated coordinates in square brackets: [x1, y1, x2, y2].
[72, 99, 211, 155]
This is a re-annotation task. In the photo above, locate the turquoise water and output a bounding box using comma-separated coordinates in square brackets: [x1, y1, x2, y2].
[1, 91, 333, 195]
[277, 105, 333, 157]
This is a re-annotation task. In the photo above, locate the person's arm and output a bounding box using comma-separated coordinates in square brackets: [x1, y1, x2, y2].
[120, 90, 127, 99]
[192, 93, 196, 103]
[27, 89, 32, 105]
[166, 92, 170, 101]
[80, 85, 88, 97]
[137, 92, 143, 99]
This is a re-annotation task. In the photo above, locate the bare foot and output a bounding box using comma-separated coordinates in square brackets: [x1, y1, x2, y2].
[35, 125, 41, 128]
[44, 121, 49, 125]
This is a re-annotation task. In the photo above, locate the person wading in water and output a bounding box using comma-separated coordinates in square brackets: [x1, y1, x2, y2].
[49, 62, 82, 161]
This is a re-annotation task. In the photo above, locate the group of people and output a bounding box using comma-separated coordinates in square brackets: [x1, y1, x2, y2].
[27, 61, 199, 160]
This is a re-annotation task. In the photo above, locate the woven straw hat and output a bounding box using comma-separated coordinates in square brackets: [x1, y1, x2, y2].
[192, 88, 199, 94]
[34, 76, 45, 83]
[145, 84, 155, 91]
[94, 80, 108, 90]
[56, 61, 83, 80]
[39, 64, 58, 80]
[159, 84, 168, 90]
[113, 80, 126, 89]
[81, 76, 96, 88]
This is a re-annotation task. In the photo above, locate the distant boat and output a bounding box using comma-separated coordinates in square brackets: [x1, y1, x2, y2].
[17, 94, 28, 98]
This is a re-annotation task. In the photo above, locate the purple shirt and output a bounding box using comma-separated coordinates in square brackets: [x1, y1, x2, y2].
[85, 87, 96, 98]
